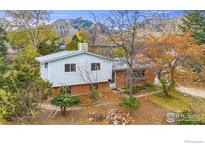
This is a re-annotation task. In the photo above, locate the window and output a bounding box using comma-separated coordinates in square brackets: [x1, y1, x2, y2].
[91, 63, 100, 71]
[60, 86, 72, 94]
[132, 69, 146, 81]
[65, 64, 76, 72]
[89, 83, 98, 91]
[66, 86, 72, 94]
[45, 63, 48, 68]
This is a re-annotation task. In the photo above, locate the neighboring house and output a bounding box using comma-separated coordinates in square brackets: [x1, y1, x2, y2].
[36, 43, 155, 96]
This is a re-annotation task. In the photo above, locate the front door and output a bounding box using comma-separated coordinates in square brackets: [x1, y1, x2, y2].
[110, 71, 116, 89]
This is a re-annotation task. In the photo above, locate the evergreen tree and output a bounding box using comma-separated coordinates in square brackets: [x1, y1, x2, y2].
[0, 26, 8, 74]
[65, 30, 88, 50]
[179, 11, 205, 44]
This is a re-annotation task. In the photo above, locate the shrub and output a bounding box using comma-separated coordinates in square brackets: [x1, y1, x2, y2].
[89, 90, 103, 101]
[51, 95, 80, 116]
[144, 84, 158, 92]
[0, 65, 51, 121]
[120, 97, 140, 109]
[159, 78, 175, 97]
[177, 119, 205, 125]
[124, 84, 158, 94]
[177, 111, 205, 125]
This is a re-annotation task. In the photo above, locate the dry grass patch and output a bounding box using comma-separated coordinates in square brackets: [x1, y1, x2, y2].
[146, 91, 205, 113]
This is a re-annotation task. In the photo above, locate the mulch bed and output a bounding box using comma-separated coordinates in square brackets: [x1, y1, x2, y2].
[29, 92, 170, 125]
[131, 98, 169, 124]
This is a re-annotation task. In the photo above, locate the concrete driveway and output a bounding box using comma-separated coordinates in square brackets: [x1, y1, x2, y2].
[176, 86, 205, 99]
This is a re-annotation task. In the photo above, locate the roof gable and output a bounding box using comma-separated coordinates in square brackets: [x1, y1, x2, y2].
[36, 50, 111, 63]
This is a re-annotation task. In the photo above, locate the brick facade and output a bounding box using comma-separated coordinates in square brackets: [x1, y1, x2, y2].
[116, 70, 127, 88]
[52, 81, 109, 96]
[115, 68, 155, 88]
[52, 69, 155, 96]
[98, 82, 109, 92]
[144, 69, 155, 84]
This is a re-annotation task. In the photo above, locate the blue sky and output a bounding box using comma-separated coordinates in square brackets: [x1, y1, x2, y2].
[0, 10, 184, 22]
[51, 10, 108, 21]
[51, 10, 184, 21]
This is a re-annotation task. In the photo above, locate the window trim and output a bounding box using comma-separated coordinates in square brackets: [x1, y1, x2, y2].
[65, 63, 76, 72]
[91, 63, 101, 71]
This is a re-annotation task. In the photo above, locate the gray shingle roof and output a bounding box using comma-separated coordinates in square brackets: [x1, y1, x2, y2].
[36, 50, 111, 63]
[112, 58, 151, 70]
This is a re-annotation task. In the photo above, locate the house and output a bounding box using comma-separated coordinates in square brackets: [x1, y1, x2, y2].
[112, 58, 155, 89]
[36, 43, 155, 96]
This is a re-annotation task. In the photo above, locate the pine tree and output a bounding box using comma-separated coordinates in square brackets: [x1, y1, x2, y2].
[179, 11, 205, 44]
[65, 30, 88, 50]
[0, 26, 8, 74]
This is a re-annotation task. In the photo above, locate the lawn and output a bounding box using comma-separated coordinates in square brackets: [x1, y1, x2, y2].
[146, 91, 205, 113]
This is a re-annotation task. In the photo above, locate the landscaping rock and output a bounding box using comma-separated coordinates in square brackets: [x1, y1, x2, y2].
[88, 112, 104, 122]
[87, 108, 132, 125]
[105, 108, 130, 125]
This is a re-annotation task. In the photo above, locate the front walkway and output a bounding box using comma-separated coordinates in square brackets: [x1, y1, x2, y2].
[38, 104, 84, 111]
[134, 91, 160, 98]
[111, 89, 160, 98]
[176, 86, 205, 99]
[38, 101, 113, 111]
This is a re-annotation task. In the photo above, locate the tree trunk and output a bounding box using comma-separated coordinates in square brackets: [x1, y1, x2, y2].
[129, 66, 133, 98]
[163, 89, 169, 97]
[60, 106, 66, 116]
[157, 71, 161, 80]
[170, 66, 175, 82]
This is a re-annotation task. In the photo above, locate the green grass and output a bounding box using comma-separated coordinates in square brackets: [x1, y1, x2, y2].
[124, 84, 158, 94]
[146, 91, 205, 113]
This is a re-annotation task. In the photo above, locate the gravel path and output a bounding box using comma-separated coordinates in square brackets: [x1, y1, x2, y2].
[134, 91, 160, 98]
[38, 104, 84, 111]
[176, 86, 205, 99]
[38, 101, 113, 111]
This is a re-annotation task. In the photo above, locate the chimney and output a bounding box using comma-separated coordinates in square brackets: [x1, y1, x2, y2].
[78, 43, 88, 52]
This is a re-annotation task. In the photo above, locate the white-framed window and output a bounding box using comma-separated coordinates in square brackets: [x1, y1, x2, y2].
[65, 64, 76, 72]
[91, 63, 100, 71]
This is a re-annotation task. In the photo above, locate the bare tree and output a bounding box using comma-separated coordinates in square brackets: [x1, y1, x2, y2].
[77, 62, 98, 86]
[104, 11, 151, 97]
[88, 12, 101, 47]
[77, 62, 100, 100]
[4, 10, 50, 47]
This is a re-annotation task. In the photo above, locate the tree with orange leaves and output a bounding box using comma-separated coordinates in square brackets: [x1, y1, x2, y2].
[143, 33, 205, 96]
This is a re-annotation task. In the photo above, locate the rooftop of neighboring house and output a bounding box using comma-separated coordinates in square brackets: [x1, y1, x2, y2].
[112, 58, 151, 71]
